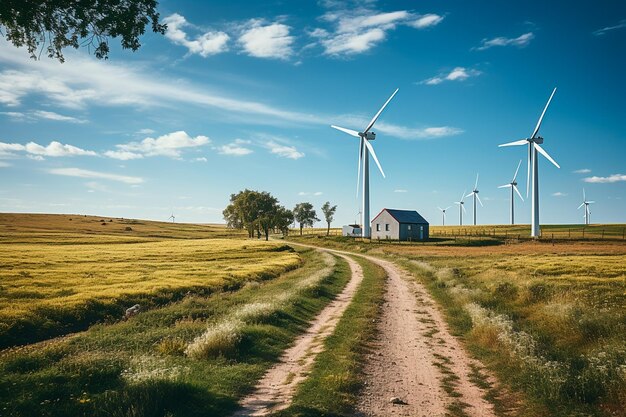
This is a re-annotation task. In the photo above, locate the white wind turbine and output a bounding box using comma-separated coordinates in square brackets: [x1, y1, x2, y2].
[331, 88, 399, 238]
[498, 160, 524, 225]
[578, 189, 594, 225]
[466, 174, 483, 225]
[454, 190, 467, 225]
[437, 206, 452, 226]
[499, 88, 560, 237]
[169, 213, 175, 223]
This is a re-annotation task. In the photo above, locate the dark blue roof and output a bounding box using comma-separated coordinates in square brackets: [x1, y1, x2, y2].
[375, 208, 428, 224]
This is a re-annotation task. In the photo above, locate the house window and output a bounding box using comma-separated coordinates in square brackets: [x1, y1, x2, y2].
[407, 224, 412, 231]
[385, 224, 390, 231]
[376, 224, 380, 231]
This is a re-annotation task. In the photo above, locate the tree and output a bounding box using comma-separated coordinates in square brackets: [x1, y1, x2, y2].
[223, 189, 291, 241]
[321, 201, 337, 236]
[273, 206, 294, 237]
[293, 202, 319, 236]
[0, 0, 166, 62]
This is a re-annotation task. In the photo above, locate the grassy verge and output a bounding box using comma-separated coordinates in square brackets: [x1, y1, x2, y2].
[0, 247, 351, 417]
[273, 256, 387, 417]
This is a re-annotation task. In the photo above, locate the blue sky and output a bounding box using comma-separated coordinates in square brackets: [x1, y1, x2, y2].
[1, 0, 625, 226]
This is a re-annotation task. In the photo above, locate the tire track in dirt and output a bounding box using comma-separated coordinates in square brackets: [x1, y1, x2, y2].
[233, 252, 364, 416]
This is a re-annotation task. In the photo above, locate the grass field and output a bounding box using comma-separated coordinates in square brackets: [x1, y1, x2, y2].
[0, 214, 295, 348]
[0, 247, 353, 417]
[285, 234, 626, 416]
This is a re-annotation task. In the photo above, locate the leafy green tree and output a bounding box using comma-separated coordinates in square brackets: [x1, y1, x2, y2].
[273, 206, 294, 237]
[321, 201, 337, 236]
[293, 202, 319, 236]
[0, 0, 166, 62]
[223, 189, 292, 241]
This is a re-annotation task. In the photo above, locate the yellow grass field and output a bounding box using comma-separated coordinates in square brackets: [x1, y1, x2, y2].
[0, 214, 299, 347]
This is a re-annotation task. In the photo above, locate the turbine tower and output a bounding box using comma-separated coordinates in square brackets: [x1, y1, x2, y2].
[169, 213, 175, 223]
[454, 190, 467, 225]
[466, 174, 483, 225]
[437, 206, 452, 226]
[331, 88, 399, 238]
[498, 160, 524, 225]
[578, 189, 594, 225]
[499, 88, 560, 237]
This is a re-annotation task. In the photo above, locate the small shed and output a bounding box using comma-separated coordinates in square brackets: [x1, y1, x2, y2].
[371, 209, 429, 241]
[342, 224, 362, 237]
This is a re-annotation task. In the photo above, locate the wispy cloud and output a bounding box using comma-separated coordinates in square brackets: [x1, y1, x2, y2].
[265, 140, 304, 159]
[312, 9, 444, 56]
[108, 131, 210, 159]
[1, 110, 86, 123]
[583, 174, 626, 183]
[49, 168, 144, 184]
[239, 20, 294, 59]
[298, 191, 323, 196]
[420, 67, 481, 85]
[593, 19, 626, 36]
[0, 140, 96, 158]
[137, 128, 156, 135]
[164, 13, 230, 57]
[474, 32, 534, 51]
[394, 189, 408, 193]
[573, 168, 591, 174]
[0, 161, 11, 167]
[217, 139, 253, 156]
[552, 192, 567, 197]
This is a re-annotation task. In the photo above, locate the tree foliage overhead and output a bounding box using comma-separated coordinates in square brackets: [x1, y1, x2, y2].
[293, 202, 319, 235]
[223, 189, 293, 240]
[0, 0, 166, 62]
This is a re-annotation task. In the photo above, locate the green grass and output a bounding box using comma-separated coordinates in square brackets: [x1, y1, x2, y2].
[0, 248, 352, 417]
[272, 256, 386, 417]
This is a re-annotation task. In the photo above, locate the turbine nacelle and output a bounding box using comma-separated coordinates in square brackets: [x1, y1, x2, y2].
[360, 132, 376, 140]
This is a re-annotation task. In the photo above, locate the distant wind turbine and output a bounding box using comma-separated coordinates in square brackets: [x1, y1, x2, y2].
[331, 88, 399, 238]
[169, 213, 175, 223]
[578, 189, 594, 225]
[454, 190, 467, 226]
[466, 174, 483, 225]
[498, 160, 524, 225]
[437, 206, 452, 226]
[499, 88, 560, 237]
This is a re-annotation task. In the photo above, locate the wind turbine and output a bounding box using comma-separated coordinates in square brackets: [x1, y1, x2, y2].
[331, 88, 399, 238]
[466, 174, 483, 225]
[578, 189, 594, 225]
[499, 88, 560, 237]
[169, 213, 175, 223]
[498, 160, 524, 225]
[454, 190, 467, 225]
[437, 206, 452, 226]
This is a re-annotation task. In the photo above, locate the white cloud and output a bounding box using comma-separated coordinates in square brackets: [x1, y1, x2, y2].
[573, 168, 591, 174]
[104, 150, 144, 160]
[137, 128, 156, 135]
[420, 67, 481, 85]
[85, 181, 109, 192]
[314, 191, 323, 196]
[164, 13, 230, 57]
[49, 168, 144, 184]
[593, 19, 626, 36]
[314, 9, 444, 56]
[375, 122, 463, 139]
[239, 20, 294, 59]
[27, 155, 45, 161]
[299, 191, 323, 196]
[583, 174, 626, 184]
[410, 14, 444, 29]
[394, 189, 408, 193]
[0, 161, 11, 167]
[0, 140, 96, 158]
[193, 157, 208, 162]
[218, 140, 253, 156]
[265, 140, 304, 159]
[475, 32, 534, 51]
[111, 131, 210, 159]
[552, 192, 567, 197]
[1, 109, 86, 123]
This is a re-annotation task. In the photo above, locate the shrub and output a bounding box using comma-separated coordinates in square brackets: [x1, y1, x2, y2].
[185, 319, 243, 359]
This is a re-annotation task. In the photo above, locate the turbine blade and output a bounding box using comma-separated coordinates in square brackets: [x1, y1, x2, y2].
[474, 173, 479, 190]
[527, 143, 532, 197]
[498, 184, 512, 188]
[499, 139, 528, 147]
[356, 138, 363, 196]
[513, 185, 524, 201]
[466, 193, 474, 198]
[462, 204, 467, 213]
[364, 88, 399, 134]
[437, 207, 443, 211]
[476, 194, 483, 207]
[583, 188, 586, 201]
[454, 202, 461, 205]
[363, 139, 385, 178]
[577, 203, 585, 209]
[588, 201, 595, 204]
[460, 190, 466, 201]
[331, 125, 360, 137]
[445, 206, 452, 210]
[531, 87, 557, 139]
[513, 159, 522, 181]
[535, 143, 560, 168]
